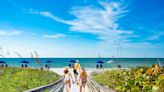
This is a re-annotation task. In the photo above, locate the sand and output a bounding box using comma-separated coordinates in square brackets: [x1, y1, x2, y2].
[50, 68, 119, 76]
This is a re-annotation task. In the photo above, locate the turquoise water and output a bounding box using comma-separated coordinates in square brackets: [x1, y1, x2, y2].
[0, 58, 164, 68]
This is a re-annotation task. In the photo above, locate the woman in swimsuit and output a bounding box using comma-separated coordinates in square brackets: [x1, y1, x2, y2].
[64, 66, 73, 92]
[79, 68, 87, 92]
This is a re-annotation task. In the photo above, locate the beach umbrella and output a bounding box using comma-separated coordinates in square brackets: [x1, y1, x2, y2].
[68, 59, 76, 68]
[0, 61, 8, 67]
[44, 60, 52, 69]
[20, 60, 29, 63]
[45, 60, 52, 63]
[96, 60, 104, 64]
[0, 61, 6, 63]
[69, 59, 76, 63]
[20, 61, 29, 68]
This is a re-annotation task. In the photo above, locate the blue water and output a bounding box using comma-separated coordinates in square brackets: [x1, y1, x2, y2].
[0, 58, 164, 68]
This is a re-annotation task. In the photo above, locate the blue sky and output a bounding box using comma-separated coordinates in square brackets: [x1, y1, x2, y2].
[0, 0, 164, 57]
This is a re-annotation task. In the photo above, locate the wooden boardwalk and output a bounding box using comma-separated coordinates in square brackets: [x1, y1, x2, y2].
[63, 81, 89, 92]
[50, 68, 114, 92]
[24, 68, 114, 92]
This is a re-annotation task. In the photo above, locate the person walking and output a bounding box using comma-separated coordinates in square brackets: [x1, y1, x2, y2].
[79, 68, 88, 92]
[64, 66, 73, 92]
[73, 60, 81, 83]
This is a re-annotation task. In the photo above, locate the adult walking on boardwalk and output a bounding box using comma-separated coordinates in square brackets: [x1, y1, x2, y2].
[73, 60, 81, 82]
[64, 66, 73, 92]
[79, 68, 88, 92]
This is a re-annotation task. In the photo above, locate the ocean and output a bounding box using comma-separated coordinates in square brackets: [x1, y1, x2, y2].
[0, 58, 164, 68]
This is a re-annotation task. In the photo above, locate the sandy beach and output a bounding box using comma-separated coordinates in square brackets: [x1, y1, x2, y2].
[50, 68, 113, 76]
[50, 68, 128, 76]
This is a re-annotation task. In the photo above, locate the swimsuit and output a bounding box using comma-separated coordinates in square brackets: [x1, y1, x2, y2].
[64, 74, 71, 84]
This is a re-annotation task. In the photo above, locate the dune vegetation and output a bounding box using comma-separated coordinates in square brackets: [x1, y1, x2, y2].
[0, 67, 60, 92]
[92, 64, 164, 92]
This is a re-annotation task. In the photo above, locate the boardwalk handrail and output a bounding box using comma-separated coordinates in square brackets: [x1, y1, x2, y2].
[87, 76, 115, 92]
[24, 77, 64, 92]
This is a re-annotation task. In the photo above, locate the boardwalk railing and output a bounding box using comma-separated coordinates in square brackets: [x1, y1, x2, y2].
[24, 77, 64, 92]
[87, 76, 115, 92]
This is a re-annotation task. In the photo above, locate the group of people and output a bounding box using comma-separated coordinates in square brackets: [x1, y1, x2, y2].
[64, 60, 88, 92]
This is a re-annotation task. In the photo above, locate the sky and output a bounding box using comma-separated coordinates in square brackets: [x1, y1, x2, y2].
[0, 0, 164, 58]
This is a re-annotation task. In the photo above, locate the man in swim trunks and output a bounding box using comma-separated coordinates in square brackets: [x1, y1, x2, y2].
[73, 60, 81, 82]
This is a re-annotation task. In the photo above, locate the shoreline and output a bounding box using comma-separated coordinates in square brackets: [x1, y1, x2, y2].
[50, 68, 129, 76]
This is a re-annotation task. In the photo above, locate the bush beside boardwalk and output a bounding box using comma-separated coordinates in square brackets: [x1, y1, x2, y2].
[0, 67, 60, 92]
[92, 65, 164, 92]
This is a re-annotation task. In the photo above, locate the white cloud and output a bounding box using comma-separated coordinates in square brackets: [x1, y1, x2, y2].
[147, 35, 159, 40]
[30, 1, 157, 49]
[32, 33, 36, 35]
[0, 29, 21, 36]
[43, 33, 66, 38]
[146, 31, 164, 40]
[124, 42, 159, 48]
[29, 1, 131, 43]
[28, 8, 69, 24]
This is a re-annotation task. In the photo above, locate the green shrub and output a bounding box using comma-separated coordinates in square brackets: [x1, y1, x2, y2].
[0, 67, 60, 92]
[92, 65, 164, 92]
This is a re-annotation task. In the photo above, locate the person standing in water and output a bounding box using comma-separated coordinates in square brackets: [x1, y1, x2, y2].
[79, 68, 88, 92]
[73, 60, 81, 82]
[64, 66, 73, 92]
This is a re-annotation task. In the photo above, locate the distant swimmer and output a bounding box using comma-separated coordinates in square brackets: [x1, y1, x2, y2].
[73, 60, 81, 83]
[64, 66, 73, 92]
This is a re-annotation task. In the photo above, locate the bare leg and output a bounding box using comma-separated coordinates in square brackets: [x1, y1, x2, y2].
[66, 84, 70, 92]
[80, 85, 82, 92]
[74, 74, 77, 82]
[69, 81, 71, 88]
[82, 83, 86, 92]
